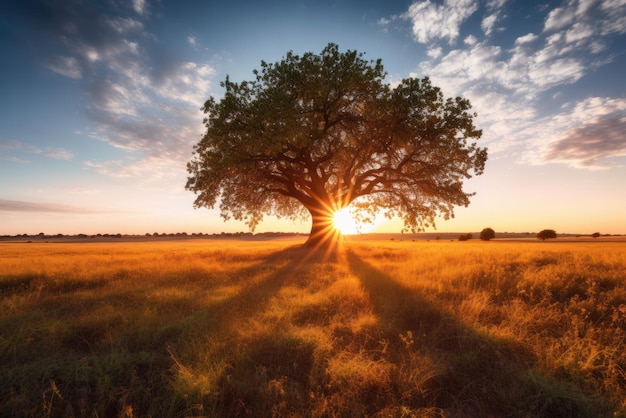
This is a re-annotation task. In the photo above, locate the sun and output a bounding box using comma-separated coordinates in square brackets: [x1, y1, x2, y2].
[332, 207, 360, 235]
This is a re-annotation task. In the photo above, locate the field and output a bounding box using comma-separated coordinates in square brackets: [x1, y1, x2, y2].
[1, 238, 625, 417]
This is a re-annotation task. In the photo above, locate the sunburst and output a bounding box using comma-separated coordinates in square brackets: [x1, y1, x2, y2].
[332, 207, 360, 235]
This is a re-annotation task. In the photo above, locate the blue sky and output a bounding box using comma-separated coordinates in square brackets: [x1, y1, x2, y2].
[1, 0, 625, 235]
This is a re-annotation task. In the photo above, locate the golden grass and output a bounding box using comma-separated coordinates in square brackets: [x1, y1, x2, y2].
[1, 238, 625, 417]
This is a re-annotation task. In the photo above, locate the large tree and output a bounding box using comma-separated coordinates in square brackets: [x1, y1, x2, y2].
[186, 43, 487, 249]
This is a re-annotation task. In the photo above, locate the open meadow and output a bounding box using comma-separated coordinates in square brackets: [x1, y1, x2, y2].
[1, 238, 625, 417]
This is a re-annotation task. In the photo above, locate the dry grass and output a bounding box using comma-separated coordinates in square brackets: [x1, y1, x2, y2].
[1, 238, 625, 417]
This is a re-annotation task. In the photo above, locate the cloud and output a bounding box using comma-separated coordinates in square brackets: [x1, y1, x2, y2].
[481, 0, 508, 36]
[544, 116, 626, 168]
[544, 2, 577, 32]
[481, 13, 498, 36]
[46, 56, 82, 79]
[0, 139, 22, 150]
[417, 41, 505, 95]
[0, 156, 30, 164]
[377, 16, 392, 29]
[132, 0, 147, 16]
[0, 199, 103, 214]
[45, 147, 75, 161]
[84, 156, 188, 190]
[403, 0, 479, 44]
[0, 140, 73, 161]
[542, 98, 626, 168]
[4, 0, 216, 185]
[515, 33, 538, 45]
[396, 0, 626, 169]
[152, 62, 216, 105]
[427, 46, 443, 59]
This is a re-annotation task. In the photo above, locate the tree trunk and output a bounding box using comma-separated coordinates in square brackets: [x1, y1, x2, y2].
[303, 207, 340, 252]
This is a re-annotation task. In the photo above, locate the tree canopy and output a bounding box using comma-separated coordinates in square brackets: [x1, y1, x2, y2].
[186, 43, 488, 249]
[537, 229, 557, 240]
[480, 227, 496, 241]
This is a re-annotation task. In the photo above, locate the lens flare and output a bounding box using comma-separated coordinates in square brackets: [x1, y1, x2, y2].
[333, 207, 359, 235]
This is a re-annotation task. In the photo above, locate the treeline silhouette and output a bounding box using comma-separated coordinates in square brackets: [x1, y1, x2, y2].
[1, 231, 307, 240]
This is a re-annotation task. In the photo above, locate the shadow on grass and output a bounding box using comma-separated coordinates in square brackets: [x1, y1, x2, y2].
[0, 245, 313, 417]
[2, 244, 616, 417]
[346, 250, 612, 418]
[204, 246, 324, 416]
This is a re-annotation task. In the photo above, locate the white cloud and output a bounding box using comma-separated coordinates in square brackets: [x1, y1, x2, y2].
[46, 56, 82, 79]
[417, 41, 504, 95]
[427, 46, 443, 59]
[83, 159, 128, 177]
[464, 34, 478, 45]
[528, 57, 584, 89]
[515, 33, 538, 45]
[486, 0, 508, 8]
[107, 17, 144, 34]
[0, 139, 22, 149]
[481, 13, 498, 36]
[19, 0, 217, 186]
[545, 116, 626, 168]
[565, 21, 594, 44]
[0, 199, 104, 214]
[153, 62, 215, 105]
[403, 0, 479, 44]
[0, 156, 30, 163]
[90, 80, 144, 117]
[0, 140, 74, 162]
[545, 0, 626, 37]
[544, 4, 576, 32]
[377, 16, 392, 28]
[417, 0, 614, 100]
[600, 0, 626, 34]
[45, 147, 74, 161]
[395, 0, 626, 170]
[535, 98, 626, 168]
[132, 0, 147, 16]
[84, 155, 187, 189]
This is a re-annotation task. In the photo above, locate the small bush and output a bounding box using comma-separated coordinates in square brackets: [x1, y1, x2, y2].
[480, 228, 495, 241]
[537, 229, 557, 240]
[458, 233, 473, 241]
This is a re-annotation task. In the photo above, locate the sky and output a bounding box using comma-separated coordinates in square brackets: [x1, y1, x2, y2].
[1, 0, 625, 236]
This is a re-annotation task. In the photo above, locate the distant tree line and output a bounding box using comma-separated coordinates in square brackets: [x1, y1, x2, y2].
[2, 230, 618, 240]
[1, 231, 307, 239]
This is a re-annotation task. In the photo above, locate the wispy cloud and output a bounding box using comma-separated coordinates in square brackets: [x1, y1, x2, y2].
[0, 199, 104, 214]
[392, 0, 626, 169]
[45, 147, 74, 161]
[402, 0, 479, 44]
[132, 0, 148, 16]
[84, 155, 188, 190]
[0, 140, 22, 150]
[542, 98, 626, 168]
[46, 56, 82, 79]
[5, 0, 215, 185]
[0, 140, 74, 161]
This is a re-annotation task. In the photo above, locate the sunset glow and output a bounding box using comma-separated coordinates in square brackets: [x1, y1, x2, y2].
[1, 0, 625, 235]
[333, 208, 360, 235]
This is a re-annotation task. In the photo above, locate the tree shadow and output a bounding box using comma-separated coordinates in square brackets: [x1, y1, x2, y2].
[4, 244, 616, 417]
[345, 250, 612, 417]
[0, 245, 315, 417]
[120, 244, 314, 351]
[198, 245, 323, 416]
